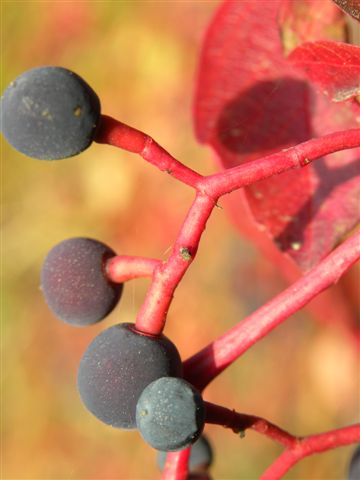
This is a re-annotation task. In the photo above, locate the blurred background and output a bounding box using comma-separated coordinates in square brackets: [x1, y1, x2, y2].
[2, 1, 359, 479]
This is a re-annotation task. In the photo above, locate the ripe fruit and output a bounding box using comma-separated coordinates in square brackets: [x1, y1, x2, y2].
[41, 237, 122, 326]
[77, 323, 183, 429]
[1, 66, 101, 159]
[136, 377, 205, 451]
[157, 435, 213, 471]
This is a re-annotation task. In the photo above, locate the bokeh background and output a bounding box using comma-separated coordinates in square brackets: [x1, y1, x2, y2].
[2, 1, 359, 479]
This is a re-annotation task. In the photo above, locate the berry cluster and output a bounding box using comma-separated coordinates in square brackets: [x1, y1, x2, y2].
[1, 66, 207, 459]
[2, 64, 359, 479]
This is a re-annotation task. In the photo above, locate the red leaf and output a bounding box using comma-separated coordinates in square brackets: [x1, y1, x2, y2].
[289, 40, 360, 101]
[193, 0, 360, 271]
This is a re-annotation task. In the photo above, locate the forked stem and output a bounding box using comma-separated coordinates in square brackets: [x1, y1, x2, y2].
[135, 192, 216, 335]
[96, 112, 360, 479]
[97, 115, 360, 339]
[261, 423, 360, 480]
[205, 403, 360, 480]
[96, 115, 360, 201]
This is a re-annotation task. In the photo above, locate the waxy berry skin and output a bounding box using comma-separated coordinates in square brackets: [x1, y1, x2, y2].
[1, 66, 101, 160]
[41, 237, 122, 326]
[136, 376, 205, 451]
[77, 323, 183, 429]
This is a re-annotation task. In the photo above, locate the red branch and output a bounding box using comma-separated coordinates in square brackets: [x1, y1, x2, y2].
[95, 113, 360, 477]
[96, 116, 360, 201]
[161, 448, 191, 480]
[105, 255, 159, 283]
[183, 229, 360, 390]
[96, 117, 360, 338]
[204, 403, 360, 480]
[204, 402, 296, 448]
[200, 128, 360, 198]
[95, 115, 202, 189]
[135, 192, 216, 335]
[261, 424, 360, 480]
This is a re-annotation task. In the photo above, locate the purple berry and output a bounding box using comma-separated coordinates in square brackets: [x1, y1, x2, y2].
[41, 237, 122, 326]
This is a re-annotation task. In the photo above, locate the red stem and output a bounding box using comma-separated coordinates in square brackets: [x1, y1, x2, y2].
[161, 448, 191, 480]
[96, 117, 360, 202]
[204, 402, 296, 449]
[261, 424, 360, 480]
[183, 229, 360, 390]
[96, 117, 360, 340]
[105, 255, 159, 283]
[93, 115, 360, 477]
[95, 115, 203, 189]
[200, 128, 360, 198]
[135, 192, 215, 335]
[204, 404, 360, 479]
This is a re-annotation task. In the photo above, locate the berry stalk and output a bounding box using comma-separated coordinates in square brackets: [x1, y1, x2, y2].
[204, 402, 296, 448]
[105, 255, 160, 282]
[95, 115, 203, 189]
[183, 229, 360, 390]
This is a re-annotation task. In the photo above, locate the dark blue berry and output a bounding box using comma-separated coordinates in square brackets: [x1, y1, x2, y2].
[77, 323, 183, 429]
[1, 66, 101, 159]
[136, 377, 205, 451]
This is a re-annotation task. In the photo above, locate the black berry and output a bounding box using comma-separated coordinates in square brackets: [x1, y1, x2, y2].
[77, 323, 183, 429]
[1, 66, 101, 159]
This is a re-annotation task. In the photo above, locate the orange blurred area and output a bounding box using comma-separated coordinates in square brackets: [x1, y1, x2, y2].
[2, 2, 359, 480]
